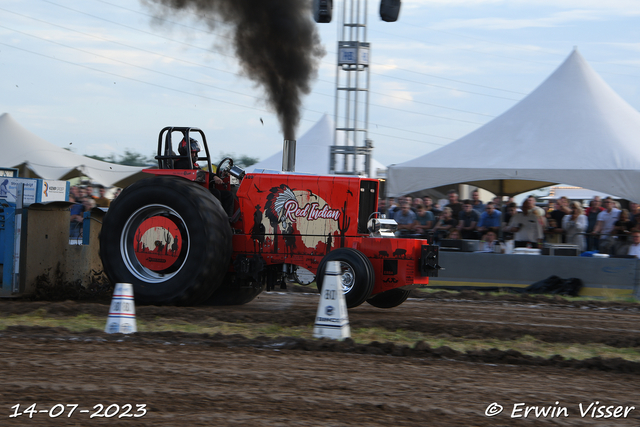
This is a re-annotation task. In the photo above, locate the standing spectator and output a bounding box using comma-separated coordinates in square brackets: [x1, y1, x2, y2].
[585, 196, 603, 216]
[470, 190, 485, 214]
[413, 204, 434, 237]
[411, 197, 423, 213]
[477, 202, 502, 234]
[562, 201, 588, 252]
[386, 197, 398, 218]
[628, 202, 640, 228]
[433, 206, 457, 242]
[593, 197, 621, 253]
[70, 185, 80, 200]
[501, 202, 518, 241]
[612, 209, 634, 243]
[444, 190, 463, 219]
[82, 197, 96, 213]
[457, 200, 479, 239]
[85, 184, 98, 201]
[534, 206, 549, 238]
[627, 230, 640, 258]
[585, 200, 602, 251]
[545, 218, 563, 244]
[378, 198, 388, 216]
[74, 197, 97, 239]
[76, 186, 87, 201]
[95, 185, 111, 208]
[549, 197, 571, 243]
[508, 196, 544, 248]
[112, 188, 122, 200]
[423, 196, 441, 219]
[69, 195, 84, 239]
[393, 202, 417, 237]
[502, 197, 516, 216]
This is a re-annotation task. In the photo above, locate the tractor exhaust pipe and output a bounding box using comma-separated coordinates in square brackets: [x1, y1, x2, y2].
[282, 139, 296, 172]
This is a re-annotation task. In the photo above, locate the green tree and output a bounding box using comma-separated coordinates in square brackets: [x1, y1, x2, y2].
[83, 151, 154, 166]
[86, 154, 117, 163]
[214, 152, 260, 168]
[117, 150, 154, 167]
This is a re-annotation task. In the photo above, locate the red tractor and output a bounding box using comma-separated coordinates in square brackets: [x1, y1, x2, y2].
[99, 127, 440, 308]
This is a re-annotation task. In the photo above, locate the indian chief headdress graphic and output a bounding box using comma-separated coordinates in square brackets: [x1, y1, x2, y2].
[263, 184, 341, 250]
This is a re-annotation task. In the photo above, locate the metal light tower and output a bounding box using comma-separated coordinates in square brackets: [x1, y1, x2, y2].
[330, 0, 372, 176]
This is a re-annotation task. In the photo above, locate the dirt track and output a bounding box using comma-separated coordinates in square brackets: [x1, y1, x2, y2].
[2, 291, 640, 426]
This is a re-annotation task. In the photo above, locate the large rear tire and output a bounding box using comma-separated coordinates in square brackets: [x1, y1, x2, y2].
[316, 248, 374, 308]
[366, 288, 411, 309]
[205, 273, 265, 306]
[99, 176, 232, 305]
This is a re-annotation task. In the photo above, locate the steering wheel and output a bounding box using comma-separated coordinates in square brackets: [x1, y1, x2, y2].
[216, 157, 234, 180]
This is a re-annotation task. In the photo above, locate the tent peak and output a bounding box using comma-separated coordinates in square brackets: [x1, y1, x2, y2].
[387, 48, 640, 202]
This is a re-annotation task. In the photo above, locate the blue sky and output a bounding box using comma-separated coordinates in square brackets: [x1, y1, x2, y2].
[1, 0, 639, 169]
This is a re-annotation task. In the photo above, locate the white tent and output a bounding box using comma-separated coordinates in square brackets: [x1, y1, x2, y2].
[387, 49, 640, 202]
[0, 113, 149, 187]
[539, 186, 619, 201]
[250, 114, 386, 177]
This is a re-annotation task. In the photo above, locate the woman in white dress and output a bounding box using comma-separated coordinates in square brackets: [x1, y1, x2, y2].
[562, 201, 588, 252]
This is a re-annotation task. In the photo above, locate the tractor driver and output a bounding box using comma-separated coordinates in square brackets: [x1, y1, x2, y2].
[175, 137, 201, 170]
[175, 137, 234, 217]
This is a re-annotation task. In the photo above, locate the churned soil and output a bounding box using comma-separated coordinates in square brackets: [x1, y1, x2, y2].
[2, 290, 640, 426]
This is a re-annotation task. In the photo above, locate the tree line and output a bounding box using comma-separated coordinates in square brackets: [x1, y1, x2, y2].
[84, 151, 259, 168]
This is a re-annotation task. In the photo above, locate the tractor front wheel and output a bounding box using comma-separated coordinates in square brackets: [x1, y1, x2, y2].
[316, 248, 374, 308]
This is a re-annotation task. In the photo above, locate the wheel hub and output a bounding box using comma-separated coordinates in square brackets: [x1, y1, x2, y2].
[134, 216, 183, 271]
[121, 204, 190, 283]
[339, 262, 355, 294]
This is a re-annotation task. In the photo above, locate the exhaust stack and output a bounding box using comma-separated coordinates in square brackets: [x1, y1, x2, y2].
[282, 139, 296, 172]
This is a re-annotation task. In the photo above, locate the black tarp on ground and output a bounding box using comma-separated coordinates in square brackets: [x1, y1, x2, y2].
[429, 275, 584, 297]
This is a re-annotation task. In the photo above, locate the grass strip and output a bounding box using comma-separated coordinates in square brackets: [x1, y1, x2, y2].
[2, 313, 640, 363]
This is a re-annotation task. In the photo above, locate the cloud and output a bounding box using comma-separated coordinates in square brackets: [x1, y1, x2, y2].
[431, 9, 605, 31]
[598, 42, 640, 53]
[375, 81, 414, 105]
[408, 0, 640, 11]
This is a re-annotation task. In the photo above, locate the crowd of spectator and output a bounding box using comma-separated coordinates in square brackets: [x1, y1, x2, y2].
[69, 183, 120, 239]
[380, 190, 640, 258]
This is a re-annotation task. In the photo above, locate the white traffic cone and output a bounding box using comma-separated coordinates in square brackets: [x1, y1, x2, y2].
[105, 283, 137, 334]
[313, 261, 351, 340]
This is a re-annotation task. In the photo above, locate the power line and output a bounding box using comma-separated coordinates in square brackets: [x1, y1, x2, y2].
[95, 0, 530, 97]
[40, 0, 228, 55]
[0, 23, 264, 103]
[1, 5, 495, 126]
[376, 18, 640, 74]
[0, 6, 241, 76]
[79, 0, 523, 103]
[0, 41, 455, 147]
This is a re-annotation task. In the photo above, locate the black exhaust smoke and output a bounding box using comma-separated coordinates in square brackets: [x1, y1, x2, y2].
[144, 0, 325, 140]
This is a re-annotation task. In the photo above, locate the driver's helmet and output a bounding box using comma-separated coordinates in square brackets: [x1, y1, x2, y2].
[178, 137, 200, 158]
